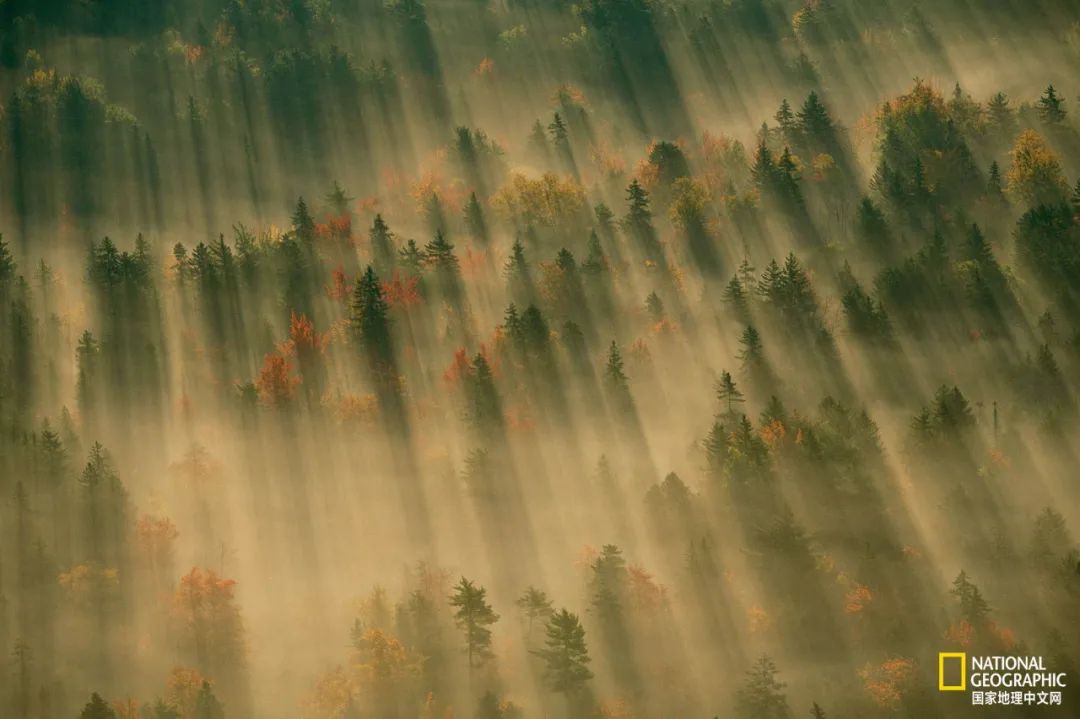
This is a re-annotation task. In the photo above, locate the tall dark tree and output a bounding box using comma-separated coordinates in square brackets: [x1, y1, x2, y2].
[350, 266, 394, 371]
[1037, 85, 1066, 125]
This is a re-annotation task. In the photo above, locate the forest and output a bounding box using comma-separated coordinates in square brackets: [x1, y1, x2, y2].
[0, 0, 1079, 717]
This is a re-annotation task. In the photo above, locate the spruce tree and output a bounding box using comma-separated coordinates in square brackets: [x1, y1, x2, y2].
[645, 291, 664, 321]
[723, 275, 748, 315]
[463, 192, 489, 245]
[987, 161, 1004, 197]
[1037, 85, 1066, 125]
[369, 215, 395, 270]
[350, 266, 393, 370]
[751, 140, 776, 190]
[623, 180, 661, 260]
[398, 239, 424, 276]
[736, 656, 791, 719]
[797, 91, 834, 147]
[466, 353, 502, 432]
[292, 196, 316, 245]
[581, 231, 606, 276]
[605, 341, 627, 387]
[704, 421, 728, 474]
[774, 99, 796, 143]
[738, 326, 764, 367]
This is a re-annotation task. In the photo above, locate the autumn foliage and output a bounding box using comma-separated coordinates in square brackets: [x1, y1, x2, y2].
[172, 568, 246, 679]
[256, 351, 300, 405]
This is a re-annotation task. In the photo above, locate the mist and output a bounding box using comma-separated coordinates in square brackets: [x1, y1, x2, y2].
[1, 1, 1079, 717]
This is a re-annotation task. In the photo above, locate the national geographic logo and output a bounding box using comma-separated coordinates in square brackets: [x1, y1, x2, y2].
[939, 652, 1068, 707]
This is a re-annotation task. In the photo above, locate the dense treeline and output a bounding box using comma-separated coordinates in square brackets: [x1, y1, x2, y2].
[1, 1, 1080, 718]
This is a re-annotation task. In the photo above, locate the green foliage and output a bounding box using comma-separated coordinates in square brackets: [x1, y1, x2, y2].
[950, 570, 991, 626]
[534, 609, 593, 696]
[450, 577, 499, 668]
[80, 693, 117, 719]
[736, 656, 790, 719]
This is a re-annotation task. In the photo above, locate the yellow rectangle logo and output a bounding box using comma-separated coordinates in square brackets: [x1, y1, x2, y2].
[939, 652, 966, 691]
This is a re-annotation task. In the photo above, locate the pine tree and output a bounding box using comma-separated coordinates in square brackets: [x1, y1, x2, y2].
[856, 196, 890, 249]
[605, 341, 627, 387]
[738, 326, 764, 367]
[0, 234, 16, 284]
[548, 112, 569, 147]
[716, 370, 745, 415]
[645, 291, 664, 321]
[932, 386, 975, 435]
[37, 419, 67, 490]
[292, 196, 316, 244]
[581, 231, 606, 276]
[751, 140, 776, 190]
[463, 192, 489, 245]
[172, 243, 190, 282]
[1036, 85, 1066, 125]
[774, 99, 797, 143]
[466, 353, 502, 432]
[703, 421, 728, 474]
[351, 266, 393, 369]
[79, 693, 118, 719]
[504, 238, 529, 280]
[145, 699, 181, 719]
[797, 91, 834, 147]
[424, 230, 459, 272]
[556, 248, 576, 273]
[590, 544, 627, 617]
[623, 180, 660, 259]
[810, 702, 827, 719]
[450, 577, 499, 670]
[1070, 178, 1080, 217]
[398, 239, 424, 276]
[534, 610, 593, 696]
[324, 180, 354, 217]
[370, 215, 395, 270]
[502, 304, 524, 350]
[194, 681, 225, 719]
[737, 257, 758, 294]
[723, 275, 748, 315]
[758, 260, 782, 302]
[776, 147, 803, 204]
[528, 119, 549, 157]
[12, 639, 33, 717]
[948, 82, 983, 133]
[760, 395, 788, 426]
[987, 161, 1004, 197]
[950, 570, 991, 626]
[516, 587, 554, 636]
[986, 92, 1014, 135]
[736, 656, 791, 719]
[909, 408, 936, 446]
